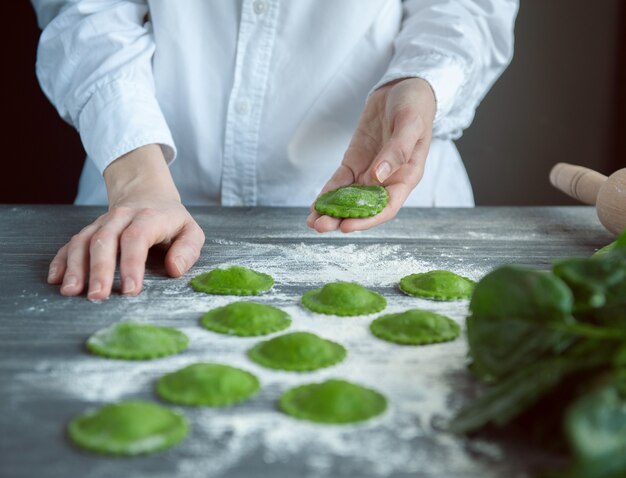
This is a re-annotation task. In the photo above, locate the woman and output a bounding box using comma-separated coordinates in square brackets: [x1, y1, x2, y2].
[32, 0, 518, 300]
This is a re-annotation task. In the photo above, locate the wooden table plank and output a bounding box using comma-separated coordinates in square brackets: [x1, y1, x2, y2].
[0, 206, 613, 478]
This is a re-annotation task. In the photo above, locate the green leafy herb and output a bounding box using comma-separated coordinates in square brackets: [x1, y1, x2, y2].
[452, 229, 626, 478]
[553, 258, 626, 311]
[466, 266, 575, 382]
[557, 380, 626, 478]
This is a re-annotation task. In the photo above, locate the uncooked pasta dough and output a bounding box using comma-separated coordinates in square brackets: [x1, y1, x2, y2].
[190, 265, 274, 295]
[279, 379, 387, 424]
[68, 401, 188, 455]
[370, 309, 460, 345]
[86, 321, 189, 360]
[399, 270, 475, 301]
[200, 301, 291, 336]
[301, 281, 387, 316]
[314, 185, 388, 218]
[247, 331, 346, 371]
[156, 363, 260, 407]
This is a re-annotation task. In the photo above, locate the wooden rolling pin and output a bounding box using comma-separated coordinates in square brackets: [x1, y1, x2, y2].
[550, 163, 626, 236]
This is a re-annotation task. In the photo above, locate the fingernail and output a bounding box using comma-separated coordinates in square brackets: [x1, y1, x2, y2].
[88, 281, 102, 298]
[375, 162, 392, 183]
[48, 267, 57, 281]
[174, 257, 186, 275]
[122, 278, 136, 294]
[62, 275, 77, 290]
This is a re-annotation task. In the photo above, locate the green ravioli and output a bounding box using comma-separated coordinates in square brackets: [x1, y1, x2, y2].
[248, 331, 346, 371]
[190, 266, 274, 295]
[280, 379, 387, 424]
[370, 309, 460, 345]
[200, 301, 291, 336]
[301, 281, 387, 316]
[156, 363, 260, 407]
[68, 401, 188, 455]
[399, 270, 476, 301]
[86, 321, 189, 360]
[314, 185, 389, 218]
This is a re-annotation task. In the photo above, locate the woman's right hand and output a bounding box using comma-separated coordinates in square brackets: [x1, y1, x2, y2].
[47, 144, 205, 301]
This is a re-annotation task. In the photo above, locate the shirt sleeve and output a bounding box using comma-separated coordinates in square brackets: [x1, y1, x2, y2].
[373, 0, 519, 140]
[31, 0, 176, 174]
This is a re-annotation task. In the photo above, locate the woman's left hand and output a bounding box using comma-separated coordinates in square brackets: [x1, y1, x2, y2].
[306, 77, 436, 233]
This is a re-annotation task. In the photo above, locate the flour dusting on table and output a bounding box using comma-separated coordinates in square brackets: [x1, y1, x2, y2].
[17, 240, 513, 477]
[207, 239, 485, 287]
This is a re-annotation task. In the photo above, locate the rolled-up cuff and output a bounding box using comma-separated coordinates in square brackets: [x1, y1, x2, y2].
[77, 80, 176, 174]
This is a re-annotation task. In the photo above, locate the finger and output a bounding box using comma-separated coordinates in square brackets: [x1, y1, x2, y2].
[306, 211, 320, 228]
[86, 210, 134, 301]
[313, 215, 342, 233]
[118, 211, 170, 296]
[369, 111, 425, 184]
[48, 245, 68, 284]
[164, 221, 205, 278]
[319, 163, 358, 194]
[61, 225, 98, 296]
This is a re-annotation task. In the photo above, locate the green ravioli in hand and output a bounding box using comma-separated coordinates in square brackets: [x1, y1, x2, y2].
[301, 281, 387, 316]
[248, 331, 346, 371]
[201, 301, 291, 336]
[280, 379, 387, 424]
[370, 309, 460, 345]
[314, 185, 389, 218]
[156, 363, 260, 407]
[190, 266, 274, 296]
[68, 401, 188, 455]
[86, 321, 189, 360]
[399, 270, 476, 301]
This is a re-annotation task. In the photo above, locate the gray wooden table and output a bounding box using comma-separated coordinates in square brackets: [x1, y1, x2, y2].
[0, 206, 613, 478]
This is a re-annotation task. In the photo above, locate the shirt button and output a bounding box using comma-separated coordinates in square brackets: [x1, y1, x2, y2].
[236, 99, 250, 114]
[253, 0, 267, 15]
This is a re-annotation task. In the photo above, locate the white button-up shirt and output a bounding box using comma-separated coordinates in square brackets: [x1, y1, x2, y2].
[32, 0, 517, 207]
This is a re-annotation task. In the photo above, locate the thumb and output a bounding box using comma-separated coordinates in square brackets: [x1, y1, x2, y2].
[164, 221, 205, 277]
[370, 111, 425, 183]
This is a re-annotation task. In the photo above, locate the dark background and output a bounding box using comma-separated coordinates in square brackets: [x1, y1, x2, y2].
[458, 0, 626, 205]
[2, 1, 624, 205]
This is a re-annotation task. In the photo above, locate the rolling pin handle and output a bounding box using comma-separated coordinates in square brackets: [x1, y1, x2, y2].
[549, 162, 607, 206]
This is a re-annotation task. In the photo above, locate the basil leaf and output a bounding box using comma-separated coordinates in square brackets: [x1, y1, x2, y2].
[565, 384, 626, 474]
[467, 266, 575, 381]
[553, 258, 626, 311]
[470, 266, 574, 324]
[451, 340, 614, 434]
